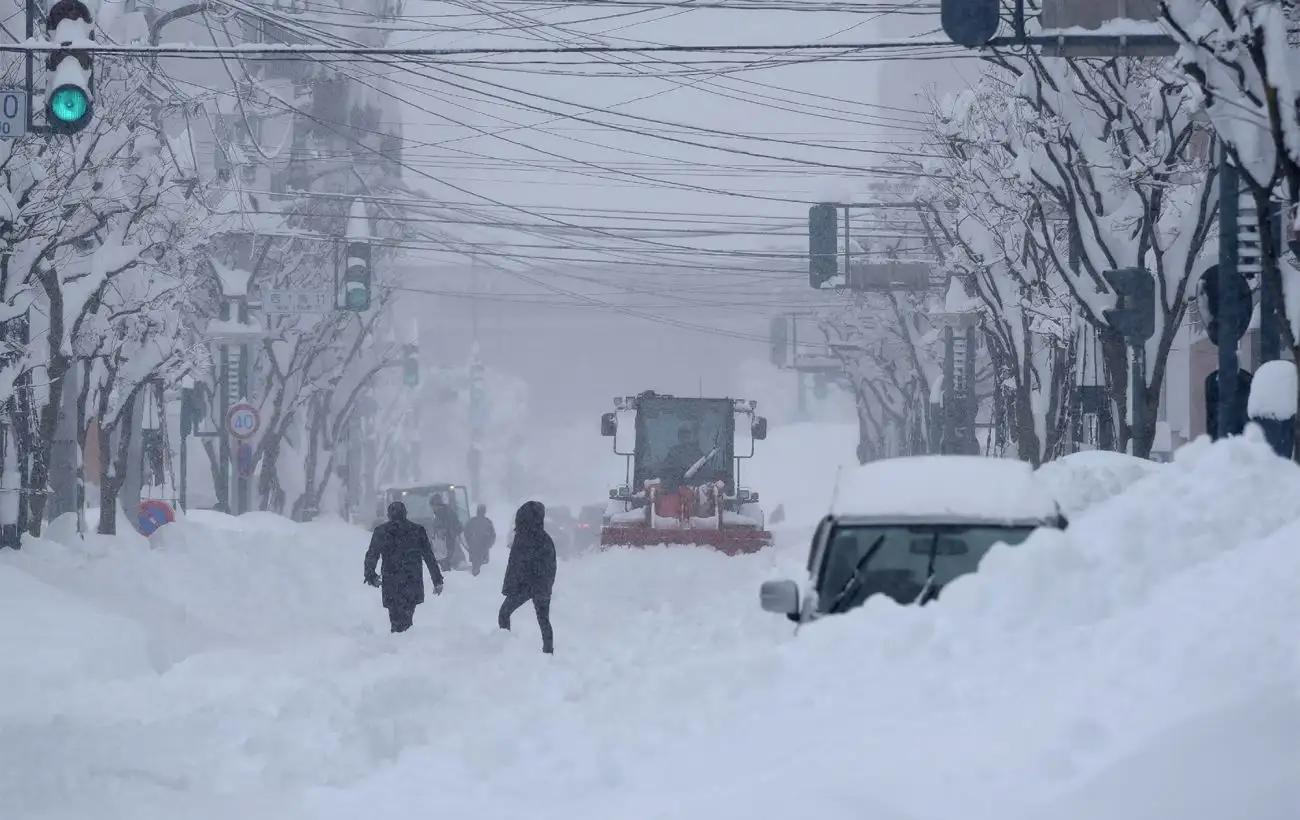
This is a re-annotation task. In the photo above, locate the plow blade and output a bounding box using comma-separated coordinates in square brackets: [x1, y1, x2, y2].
[599, 526, 772, 555]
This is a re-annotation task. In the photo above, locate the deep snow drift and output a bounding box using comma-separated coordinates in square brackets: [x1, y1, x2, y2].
[1, 430, 1297, 820]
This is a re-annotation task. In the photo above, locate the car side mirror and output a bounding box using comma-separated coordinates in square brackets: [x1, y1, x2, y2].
[751, 416, 768, 440]
[760, 579, 800, 617]
[601, 412, 617, 437]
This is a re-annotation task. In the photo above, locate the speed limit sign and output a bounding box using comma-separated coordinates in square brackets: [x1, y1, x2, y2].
[225, 402, 260, 440]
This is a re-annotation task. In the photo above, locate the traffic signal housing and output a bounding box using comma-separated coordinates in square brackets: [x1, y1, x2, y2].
[809, 202, 838, 289]
[180, 386, 206, 436]
[341, 240, 371, 312]
[1101, 267, 1155, 344]
[402, 347, 419, 387]
[45, 0, 94, 135]
[940, 0, 1001, 48]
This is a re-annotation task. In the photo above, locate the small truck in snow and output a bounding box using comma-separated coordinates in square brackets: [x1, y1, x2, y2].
[760, 455, 1066, 623]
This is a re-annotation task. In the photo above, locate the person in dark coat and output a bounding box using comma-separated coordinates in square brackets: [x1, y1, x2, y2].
[365, 501, 445, 633]
[429, 494, 464, 570]
[661, 424, 706, 488]
[498, 500, 556, 654]
[463, 503, 497, 576]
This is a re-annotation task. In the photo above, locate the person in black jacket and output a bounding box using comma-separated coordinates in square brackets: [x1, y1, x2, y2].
[463, 503, 496, 576]
[498, 500, 556, 654]
[429, 494, 464, 571]
[365, 501, 445, 633]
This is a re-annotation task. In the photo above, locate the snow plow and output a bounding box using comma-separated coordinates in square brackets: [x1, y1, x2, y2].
[598, 391, 772, 555]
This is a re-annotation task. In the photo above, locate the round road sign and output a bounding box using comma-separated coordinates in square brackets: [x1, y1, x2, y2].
[138, 499, 174, 536]
[226, 402, 260, 439]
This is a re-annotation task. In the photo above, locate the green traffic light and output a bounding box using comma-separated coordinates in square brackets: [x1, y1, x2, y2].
[49, 86, 89, 125]
[345, 288, 370, 311]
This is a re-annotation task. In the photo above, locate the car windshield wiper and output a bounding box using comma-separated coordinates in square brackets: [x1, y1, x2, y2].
[825, 534, 887, 615]
[915, 531, 940, 606]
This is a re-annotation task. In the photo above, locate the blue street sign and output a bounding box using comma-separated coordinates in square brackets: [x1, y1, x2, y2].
[236, 442, 255, 478]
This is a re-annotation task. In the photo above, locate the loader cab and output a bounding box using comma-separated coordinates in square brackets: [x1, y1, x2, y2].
[760, 456, 1066, 624]
[600, 391, 767, 499]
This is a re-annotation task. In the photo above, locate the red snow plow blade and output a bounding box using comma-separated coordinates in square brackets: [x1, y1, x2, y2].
[598, 483, 772, 555]
[598, 525, 772, 555]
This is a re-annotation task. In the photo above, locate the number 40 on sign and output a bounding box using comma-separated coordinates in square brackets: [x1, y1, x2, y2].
[226, 402, 260, 439]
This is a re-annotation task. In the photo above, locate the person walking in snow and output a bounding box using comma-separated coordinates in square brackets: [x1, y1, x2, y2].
[365, 501, 445, 633]
[463, 503, 497, 576]
[429, 494, 464, 571]
[498, 500, 556, 654]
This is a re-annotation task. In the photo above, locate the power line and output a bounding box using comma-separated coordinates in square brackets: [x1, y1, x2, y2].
[0, 37, 971, 58]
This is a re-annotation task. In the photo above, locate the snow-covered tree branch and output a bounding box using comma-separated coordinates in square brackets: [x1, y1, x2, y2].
[968, 53, 1218, 456]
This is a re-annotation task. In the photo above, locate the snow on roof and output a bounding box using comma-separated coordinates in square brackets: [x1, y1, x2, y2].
[830, 455, 1059, 523]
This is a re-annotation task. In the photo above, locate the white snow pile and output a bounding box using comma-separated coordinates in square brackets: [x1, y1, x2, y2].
[1, 431, 1298, 820]
[1247, 359, 1299, 420]
[1036, 449, 1165, 517]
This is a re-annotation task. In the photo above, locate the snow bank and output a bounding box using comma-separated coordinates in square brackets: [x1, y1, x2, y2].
[1, 512, 377, 676]
[1035, 449, 1163, 517]
[0, 565, 151, 699]
[2, 433, 1298, 820]
[756, 433, 1300, 817]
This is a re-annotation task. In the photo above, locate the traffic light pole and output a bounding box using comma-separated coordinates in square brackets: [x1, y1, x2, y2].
[1218, 152, 1241, 440]
[1131, 344, 1147, 457]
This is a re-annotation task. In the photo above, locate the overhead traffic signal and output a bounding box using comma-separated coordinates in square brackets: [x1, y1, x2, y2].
[940, 0, 1001, 48]
[809, 202, 838, 289]
[45, 0, 94, 135]
[402, 347, 419, 386]
[179, 386, 206, 436]
[1101, 267, 1155, 343]
[341, 240, 371, 312]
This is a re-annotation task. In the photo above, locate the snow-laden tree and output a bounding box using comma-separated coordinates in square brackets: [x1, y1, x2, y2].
[193, 5, 407, 517]
[983, 53, 1219, 456]
[0, 57, 209, 535]
[818, 292, 943, 462]
[243, 240, 400, 519]
[1161, 1, 1300, 213]
[918, 80, 1081, 465]
[1161, 0, 1300, 447]
[74, 257, 210, 534]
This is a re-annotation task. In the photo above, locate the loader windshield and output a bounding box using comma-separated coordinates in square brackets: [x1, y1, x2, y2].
[634, 397, 735, 491]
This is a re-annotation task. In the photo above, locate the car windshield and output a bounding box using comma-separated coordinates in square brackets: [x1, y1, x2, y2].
[817, 523, 1038, 613]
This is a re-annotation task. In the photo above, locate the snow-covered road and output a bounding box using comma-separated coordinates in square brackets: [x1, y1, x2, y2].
[2, 431, 1298, 820]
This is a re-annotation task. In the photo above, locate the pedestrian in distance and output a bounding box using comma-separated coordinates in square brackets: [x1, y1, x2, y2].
[429, 494, 464, 571]
[463, 503, 497, 576]
[499, 500, 556, 654]
[365, 501, 445, 633]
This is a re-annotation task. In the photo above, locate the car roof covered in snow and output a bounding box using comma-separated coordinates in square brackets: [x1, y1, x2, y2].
[829, 455, 1060, 525]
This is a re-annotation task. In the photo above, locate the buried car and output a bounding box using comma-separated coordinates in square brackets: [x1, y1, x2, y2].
[760, 455, 1066, 623]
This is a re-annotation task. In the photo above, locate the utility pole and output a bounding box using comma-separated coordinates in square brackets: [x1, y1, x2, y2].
[47, 364, 79, 522]
[204, 263, 260, 514]
[468, 257, 484, 503]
